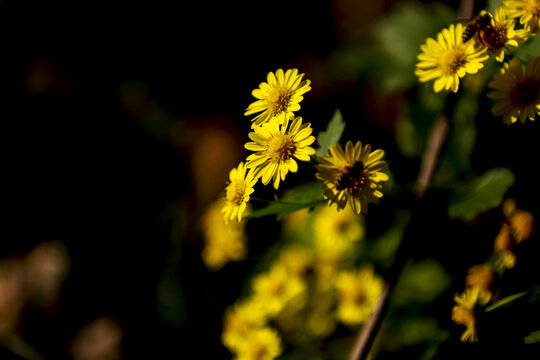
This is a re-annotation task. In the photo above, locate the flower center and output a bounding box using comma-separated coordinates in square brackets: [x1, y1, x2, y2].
[510, 77, 540, 107]
[267, 134, 296, 163]
[481, 24, 507, 49]
[336, 161, 365, 191]
[267, 88, 292, 115]
[226, 180, 245, 205]
[440, 48, 467, 75]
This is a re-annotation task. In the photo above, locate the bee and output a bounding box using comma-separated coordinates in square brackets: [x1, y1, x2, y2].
[335, 161, 365, 191]
[462, 13, 492, 44]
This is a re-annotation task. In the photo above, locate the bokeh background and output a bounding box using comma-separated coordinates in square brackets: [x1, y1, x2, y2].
[1, 0, 539, 359]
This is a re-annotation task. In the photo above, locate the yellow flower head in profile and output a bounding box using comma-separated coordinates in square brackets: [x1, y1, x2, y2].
[313, 205, 365, 261]
[465, 264, 495, 304]
[234, 327, 283, 360]
[487, 57, 540, 125]
[245, 116, 316, 189]
[251, 264, 306, 317]
[474, 7, 527, 62]
[222, 162, 257, 223]
[451, 287, 480, 342]
[316, 141, 389, 215]
[202, 199, 248, 270]
[415, 23, 489, 92]
[334, 266, 383, 326]
[494, 223, 517, 269]
[222, 299, 267, 351]
[503, 0, 540, 32]
[245, 68, 311, 128]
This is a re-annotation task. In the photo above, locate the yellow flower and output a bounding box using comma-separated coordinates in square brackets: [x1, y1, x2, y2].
[244, 68, 311, 128]
[202, 199, 248, 270]
[222, 162, 257, 223]
[245, 116, 316, 189]
[415, 23, 489, 92]
[465, 264, 495, 304]
[451, 287, 480, 342]
[274, 244, 314, 278]
[251, 264, 306, 317]
[503, 0, 540, 32]
[234, 327, 283, 360]
[494, 223, 517, 269]
[222, 299, 268, 351]
[312, 205, 365, 261]
[476, 7, 526, 62]
[509, 209, 535, 242]
[316, 141, 389, 215]
[487, 57, 540, 125]
[334, 266, 383, 326]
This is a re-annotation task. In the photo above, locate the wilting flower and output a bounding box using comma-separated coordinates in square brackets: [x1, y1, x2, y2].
[245, 116, 316, 189]
[487, 57, 540, 125]
[451, 287, 480, 342]
[245, 68, 311, 128]
[415, 23, 489, 92]
[316, 141, 389, 214]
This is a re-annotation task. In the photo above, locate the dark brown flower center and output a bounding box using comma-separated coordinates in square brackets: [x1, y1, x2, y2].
[510, 77, 540, 107]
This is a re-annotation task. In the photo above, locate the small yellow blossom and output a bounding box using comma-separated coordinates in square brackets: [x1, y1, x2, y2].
[222, 162, 258, 223]
[222, 299, 268, 351]
[251, 264, 306, 317]
[503, 0, 540, 32]
[415, 23, 489, 92]
[245, 68, 311, 128]
[202, 199, 249, 270]
[465, 264, 495, 304]
[451, 287, 480, 342]
[334, 266, 384, 326]
[316, 141, 389, 214]
[275, 244, 314, 278]
[245, 116, 316, 189]
[487, 57, 540, 125]
[312, 205, 365, 261]
[234, 327, 283, 360]
[494, 223, 517, 269]
[509, 209, 535, 242]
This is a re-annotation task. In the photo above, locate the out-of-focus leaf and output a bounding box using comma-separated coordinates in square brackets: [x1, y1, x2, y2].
[392, 259, 452, 305]
[373, 0, 455, 92]
[448, 168, 515, 221]
[246, 182, 324, 220]
[524, 330, 540, 344]
[368, 210, 410, 266]
[316, 109, 345, 156]
[380, 316, 449, 350]
[513, 28, 540, 62]
[486, 0, 503, 13]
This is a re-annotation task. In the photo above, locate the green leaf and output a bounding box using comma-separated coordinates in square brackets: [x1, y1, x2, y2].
[316, 109, 346, 156]
[448, 167, 515, 221]
[246, 182, 324, 220]
[524, 330, 540, 345]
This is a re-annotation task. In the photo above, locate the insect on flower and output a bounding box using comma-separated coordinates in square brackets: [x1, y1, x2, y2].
[462, 13, 493, 43]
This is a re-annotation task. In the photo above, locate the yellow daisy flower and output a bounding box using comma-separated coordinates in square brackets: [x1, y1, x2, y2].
[202, 198, 249, 270]
[451, 287, 480, 342]
[475, 7, 527, 62]
[244, 68, 311, 128]
[222, 162, 258, 223]
[415, 23, 489, 92]
[334, 266, 383, 327]
[222, 299, 268, 351]
[234, 327, 283, 360]
[503, 0, 540, 32]
[487, 57, 540, 125]
[245, 116, 316, 190]
[316, 141, 389, 215]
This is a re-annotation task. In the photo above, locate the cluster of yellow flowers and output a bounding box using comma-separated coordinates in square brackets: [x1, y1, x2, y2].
[221, 206, 383, 359]
[221, 69, 390, 226]
[415, 2, 540, 125]
[451, 198, 535, 342]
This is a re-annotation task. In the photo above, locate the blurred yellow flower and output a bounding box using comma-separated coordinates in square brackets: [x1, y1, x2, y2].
[234, 327, 283, 360]
[509, 209, 535, 242]
[244, 68, 311, 128]
[415, 23, 489, 93]
[465, 264, 495, 304]
[251, 264, 306, 317]
[334, 266, 383, 326]
[494, 223, 517, 269]
[202, 199, 249, 270]
[245, 116, 316, 189]
[222, 162, 257, 223]
[313, 205, 365, 261]
[275, 244, 314, 278]
[222, 299, 268, 351]
[487, 57, 540, 125]
[451, 287, 480, 342]
[503, 0, 540, 32]
[316, 141, 389, 214]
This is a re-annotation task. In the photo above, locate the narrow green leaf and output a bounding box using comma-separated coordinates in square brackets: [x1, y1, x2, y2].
[524, 330, 540, 345]
[316, 109, 346, 156]
[448, 167, 515, 221]
[485, 291, 529, 312]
